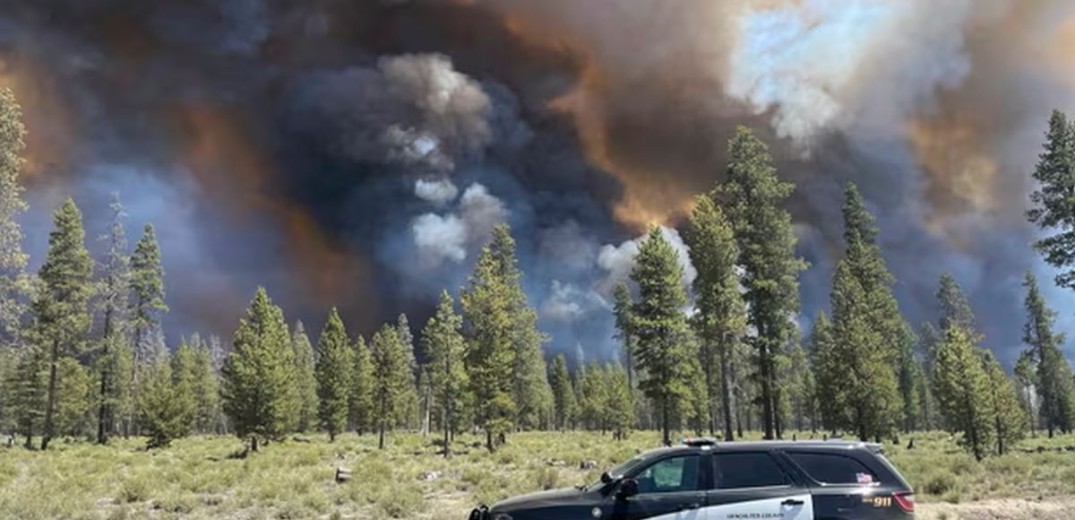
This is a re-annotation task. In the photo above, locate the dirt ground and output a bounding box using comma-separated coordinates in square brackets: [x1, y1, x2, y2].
[917, 497, 1075, 520]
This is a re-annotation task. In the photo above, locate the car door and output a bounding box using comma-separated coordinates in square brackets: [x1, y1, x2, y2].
[704, 451, 814, 520]
[784, 451, 888, 520]
[610, 452, 709, 520]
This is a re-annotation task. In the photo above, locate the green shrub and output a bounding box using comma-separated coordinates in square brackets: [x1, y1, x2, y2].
[533, 467, 559, 490]
[922, 470, 957, 496]
[117, 479, 150, 503]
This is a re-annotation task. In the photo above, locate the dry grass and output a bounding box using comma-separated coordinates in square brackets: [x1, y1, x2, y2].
[0, 430, 1073, 519]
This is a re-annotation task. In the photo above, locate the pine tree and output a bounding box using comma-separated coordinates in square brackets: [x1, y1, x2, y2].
[138, 351, 196, 449]
[349, 335, 374, 435]
[394, 314, 421, 430]
[128, 223, 167, 436]
[0, 86, 29, 349]
[917, 322, 943, 430]
[718, 127, 807, 439]
[630, 227, 694, 445]
[1028, 109, 1075, 289]
[612, 283, 636, 389]
[8, 345, 44, 447]
[462, 232, 518, 451]
[981, 351, 1027, 455]
[785, 341, 816, 432]
[549, 354, 577, 431]
[221, 288, 295, 452]
[316, 308, 353, 441]
[130, 223, 168, 367]
[291, 321, 319, 433]
[685, 193, 747, 440]
[937, 274, 976, 335]
[606, 363, 635, 439]
[1013, 350, 1039, 434]
[34, 199, 94, 450]
[191, 336, 222, 434]
[481, 226, 551, 431]
[370, 324, 407, 449]
[810, 313, 841, 433]
[897, 335, 925, 432]
[577, 363, 605, 430]
[829, 260, 901, 441]
[422, 291, 469, 456]
[933, 325, 993, 461]
[53, 357, 94, 438]
[96, 194, 131, 444]
[1022, 271, 1075, 437]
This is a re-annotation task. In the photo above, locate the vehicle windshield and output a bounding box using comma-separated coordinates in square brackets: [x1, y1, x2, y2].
[582, 453, 651, 491]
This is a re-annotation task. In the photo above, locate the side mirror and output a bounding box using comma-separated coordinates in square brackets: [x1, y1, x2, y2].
[600, 472, 613, 484]
[617, 478, 639, 500]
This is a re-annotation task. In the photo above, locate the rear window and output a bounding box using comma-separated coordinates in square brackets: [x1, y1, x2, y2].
[788, 452, 878, 485]
[713, 452, 788, 489]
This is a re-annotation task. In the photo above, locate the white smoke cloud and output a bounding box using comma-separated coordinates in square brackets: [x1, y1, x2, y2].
[414, 178, 459, 206]
[411, 213, 467, 265]
[410, 182, 507, 268]
[596, 225, 697, 292]
[540, 280, 609, 323]
[726, 0, 1006, 145]
[459, 183, 508, 245]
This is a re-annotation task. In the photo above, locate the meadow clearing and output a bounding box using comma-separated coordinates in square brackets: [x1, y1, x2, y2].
[2, 430, 1074, 520]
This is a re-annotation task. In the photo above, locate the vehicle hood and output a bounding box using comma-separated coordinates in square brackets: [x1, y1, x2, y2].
[491, 487, 585, 511]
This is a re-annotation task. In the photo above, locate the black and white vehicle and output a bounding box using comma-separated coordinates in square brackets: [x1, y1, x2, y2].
[469, 438, 915, 520]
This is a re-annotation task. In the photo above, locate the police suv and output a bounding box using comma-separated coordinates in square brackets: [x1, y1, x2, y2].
[469, 438, 915, 520]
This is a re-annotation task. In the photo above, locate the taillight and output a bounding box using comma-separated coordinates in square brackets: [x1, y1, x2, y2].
[893, 492, 915, 513]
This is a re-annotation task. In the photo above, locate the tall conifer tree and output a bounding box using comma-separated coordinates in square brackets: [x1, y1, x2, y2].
[316, 309, 352, 441]
[1028, 109, 1075, 288]
[370, 324, 408, 449]
[0, 86, 29, 349]
[718, 127, 806, 439]
[630, 228, 694, 446]
[291, 321, 319, 433]
[349, 335, 374, 435]
[96, 194, 131, 443]
[685, 193, 747, 440]
[1022, 272, 1075, 436]
[34, 199, 94, 450]
[422, 291, 469, 455]
[549, 354, 577, 431]
[221, 288, 294, 452]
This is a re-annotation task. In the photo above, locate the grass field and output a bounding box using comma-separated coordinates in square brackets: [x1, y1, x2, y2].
[2, 430, 1075, 520]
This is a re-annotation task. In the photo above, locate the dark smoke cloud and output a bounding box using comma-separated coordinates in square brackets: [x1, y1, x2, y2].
[3, 0, 1075, 365]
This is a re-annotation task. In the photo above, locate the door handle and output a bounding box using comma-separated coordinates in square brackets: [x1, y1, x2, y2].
[680, 502, 701, 511]
[782, 499, 804, 506]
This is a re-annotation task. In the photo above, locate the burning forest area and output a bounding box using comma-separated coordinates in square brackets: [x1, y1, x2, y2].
[4, 1, 1075, 520]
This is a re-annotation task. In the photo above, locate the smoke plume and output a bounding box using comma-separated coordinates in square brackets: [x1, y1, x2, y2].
[2, 0, 1075, 363]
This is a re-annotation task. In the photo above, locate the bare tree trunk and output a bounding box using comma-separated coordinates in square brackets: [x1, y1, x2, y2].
[40, 340, 60, 451]
[661, 396, 671, 446]
[720, 343, 734, 442]
[443, 404, 451, 458]
[96, 368, 110, 445]
[759, 336, 775, 440]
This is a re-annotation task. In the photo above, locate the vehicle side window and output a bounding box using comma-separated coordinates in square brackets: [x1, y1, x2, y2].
[633, 455, 701, 494]
[787, 452, 878, 485]
[713, 452, 788, 489]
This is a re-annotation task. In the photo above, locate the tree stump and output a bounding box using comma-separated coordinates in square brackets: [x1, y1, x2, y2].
[335, 467, 352, 483]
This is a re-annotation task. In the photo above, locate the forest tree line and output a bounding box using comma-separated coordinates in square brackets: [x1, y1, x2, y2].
[1, 91, 1075, 460]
